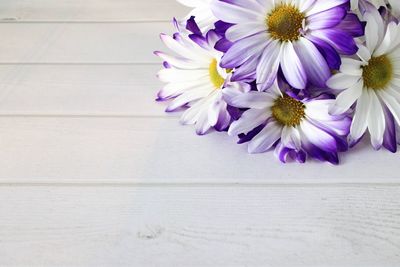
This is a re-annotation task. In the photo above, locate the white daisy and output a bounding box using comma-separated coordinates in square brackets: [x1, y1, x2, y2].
[327, 9, 400, 151]
[156, 18, 249, 135]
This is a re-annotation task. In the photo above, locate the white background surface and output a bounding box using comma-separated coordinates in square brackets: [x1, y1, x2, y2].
[0, 1, 399, 266]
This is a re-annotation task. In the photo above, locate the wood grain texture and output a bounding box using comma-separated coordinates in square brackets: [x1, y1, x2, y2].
[0, 117, 398, 183]
[0, 0, 187, 22]
[0, 22, 167, 63]
[0, 65, 165, 116]
[0, 185, 399, 267]
[0, 0, 399, 265]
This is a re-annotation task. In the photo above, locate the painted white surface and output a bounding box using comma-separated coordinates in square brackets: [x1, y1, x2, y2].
[1, 185, 400, 267]
[0, 117, 398, 183]
[0, 0, 399, 266]
[0, 0, 187, 21]
[0, 23, 168, 63]
[0, 65, 164, 115]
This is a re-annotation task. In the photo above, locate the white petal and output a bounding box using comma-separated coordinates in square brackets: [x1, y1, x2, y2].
[306, 99, 335, 121]
[377, 89, 400, 126]
[364, 10, 384, 53]
[367, 90, 385, 149]
[329, 80, 363, 115]
[157, 68, 208, 83]
[281, 126, 301, 150]
[375, 22, 399, 56]
[226, 23, 266, 42]
[256, 40, 282, 91]
[227, 91, 275, 109]
[280, 41, 307, 89]
[160, 34, 210, 63]
[306, 0, 348, 16]
[326, 73, 361, 90]
[300, 119, 337, 152]
[210, 0, 263, 24]
[339, 58, 363, 76]
[248, 120, 282, 153]
[356, 44, 372, 63]
[167, 88, 212, 111]
[228, 108, 269, 136]
[195, 108, 212, 135]
[350, 90, 371, 140]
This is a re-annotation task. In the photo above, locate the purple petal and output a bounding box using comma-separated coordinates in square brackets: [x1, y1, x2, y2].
[335, 13, 365, 37]
[293, 38, 331, 88]
[186, 16, 202, 36]
[307, 36, 341, 70]
[383, 106, 397, 152]
[307, 6, 346, 30]
[310, 29, 358, 55]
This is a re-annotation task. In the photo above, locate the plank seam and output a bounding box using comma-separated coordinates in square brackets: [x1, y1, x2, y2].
[0, 180, 399, 186]
[0, 20, 173, 24]
[0, 114, 175, 118]
[0, 63, 160, 65]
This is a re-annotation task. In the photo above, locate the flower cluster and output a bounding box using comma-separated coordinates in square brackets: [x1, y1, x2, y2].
[155, 0, 400, 165]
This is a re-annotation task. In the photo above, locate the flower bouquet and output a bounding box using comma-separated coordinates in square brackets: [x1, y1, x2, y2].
[155, 0, 400, 164]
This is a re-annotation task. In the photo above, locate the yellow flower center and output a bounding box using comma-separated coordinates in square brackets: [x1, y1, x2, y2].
[271, 95, 306, 126]
[362, 55, 393, 90]
[267, 4, 305, 42]
[209, 59, 225, 89]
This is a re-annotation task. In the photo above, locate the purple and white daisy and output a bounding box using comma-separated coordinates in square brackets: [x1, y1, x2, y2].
[225, 83, 351, 164]
[156, 17, 250, 135]
[351, 0, 400, 17]
[351, 0, 384, 11]
[327, 9, 400, 152]
[210, 0, 364, 90]
[177, 0, 217, 31]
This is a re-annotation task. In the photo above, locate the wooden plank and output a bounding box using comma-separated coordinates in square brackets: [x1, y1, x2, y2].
[0, 117, 398, 183]
[0, 0, 188, 22]
[0, 22, 169, 63]
[0, 65, 166, 116]
[0, 185, 399, 266]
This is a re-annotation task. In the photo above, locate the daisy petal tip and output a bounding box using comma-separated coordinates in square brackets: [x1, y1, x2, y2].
[247, 146, 259, 154]
[165, 104, 181, 113]
[156, 90, 170, 101]
[195, 127, 210, 136]
[371, 140, 383, 151]
[278, 157, 287, 164]
[159, 33, 167, 41]
[256, 82, 270, 92]
[348, 135, 362, 148]
[227, 128, 238, 137]
[384, 145, 397, 153]
[296, 157, 306, 164]
[179, 119, 187, 126]
[329, 157, 340, 166]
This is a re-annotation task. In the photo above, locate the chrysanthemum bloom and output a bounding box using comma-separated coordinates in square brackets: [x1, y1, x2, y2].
[351, 0, 400, 17]
[327, 9, 400, 152]
[177, 0, 217, 31]
[210, 0, 364, 90]
[225, 83, 350, 164]
[156, 18, 250, 135]
[351, 0, 384, 11]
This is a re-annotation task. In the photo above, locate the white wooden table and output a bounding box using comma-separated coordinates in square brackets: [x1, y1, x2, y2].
[0, 1, 399, 266]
